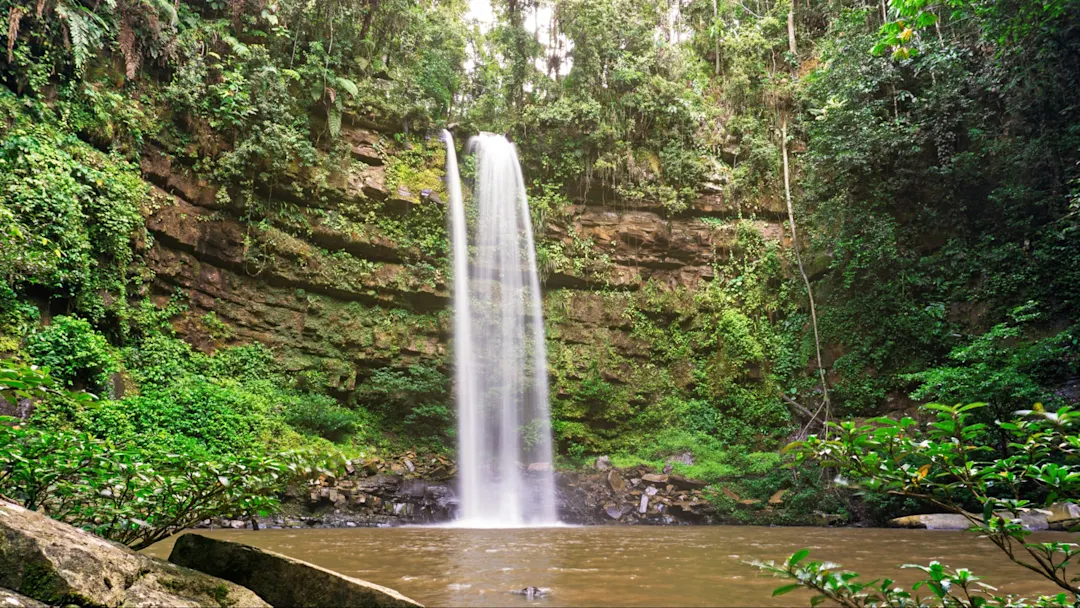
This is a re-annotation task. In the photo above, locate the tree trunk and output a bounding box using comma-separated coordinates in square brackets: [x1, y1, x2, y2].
[712, 0, 720, 76]
[359, 0, 379, 41]
[781, 120, 831, 435]
[787, 10, 797, 76]
[787, 11, 796, 55]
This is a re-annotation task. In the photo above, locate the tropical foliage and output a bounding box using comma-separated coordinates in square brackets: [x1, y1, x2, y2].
[754, 402, 1080, 605]
[0, 361, 338, 549]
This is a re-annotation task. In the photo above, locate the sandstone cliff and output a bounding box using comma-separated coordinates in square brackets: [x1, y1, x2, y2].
[138, 121, 791, 451]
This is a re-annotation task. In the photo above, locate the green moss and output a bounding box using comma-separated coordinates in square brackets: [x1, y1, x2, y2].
[384, 140, 446, 198]
[160, 576, 237, 608]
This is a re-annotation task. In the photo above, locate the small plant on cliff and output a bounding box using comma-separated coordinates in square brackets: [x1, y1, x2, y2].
[354, 365, 453, 448]
[27, 316, 118, 393]
[751, 402, 1080, 606]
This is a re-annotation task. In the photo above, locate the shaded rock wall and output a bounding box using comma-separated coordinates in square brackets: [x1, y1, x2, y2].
[139, 122, 788, 429]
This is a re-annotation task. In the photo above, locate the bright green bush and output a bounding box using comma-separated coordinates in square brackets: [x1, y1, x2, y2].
[0, 120, 145, 322]
[761, 402, 1080, 604]
[109, 377, 274, 456]
[284, 395, 364, 442]
[27, 316, 117, 393]
[607, 428, 781, 483]
[0, 416, 334, 550]
[1, 363, 340, 549]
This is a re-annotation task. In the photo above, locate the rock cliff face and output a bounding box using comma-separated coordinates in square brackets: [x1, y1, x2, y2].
[138, 121, 788, 441]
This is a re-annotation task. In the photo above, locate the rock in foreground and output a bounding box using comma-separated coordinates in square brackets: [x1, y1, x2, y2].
[169, 533, 423, 607]
[0, 502, 269, 607]
[0, 588, 47, 608]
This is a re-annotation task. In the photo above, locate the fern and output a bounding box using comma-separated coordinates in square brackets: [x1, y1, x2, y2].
[220, 33, 249, 57]
[336, 76, 358, 97]
[328, 103, 342, 138]
[55, 1, 105, 72]
[142, 0, 177, 26]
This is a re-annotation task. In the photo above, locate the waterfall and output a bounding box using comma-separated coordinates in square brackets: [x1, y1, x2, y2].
[443, 130, 558, 527]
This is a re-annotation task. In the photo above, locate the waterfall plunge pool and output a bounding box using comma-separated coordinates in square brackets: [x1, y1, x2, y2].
[145, 525, 1070, 606]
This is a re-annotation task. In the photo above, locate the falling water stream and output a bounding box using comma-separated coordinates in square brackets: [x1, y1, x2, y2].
[443, 131, 558, 527]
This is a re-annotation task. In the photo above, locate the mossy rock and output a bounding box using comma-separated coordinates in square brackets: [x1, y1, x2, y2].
[169, 533, 422, 607]
[0, 502, 268, 608]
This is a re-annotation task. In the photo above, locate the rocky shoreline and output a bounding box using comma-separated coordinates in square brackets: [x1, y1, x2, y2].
[205, 454, 809, 530]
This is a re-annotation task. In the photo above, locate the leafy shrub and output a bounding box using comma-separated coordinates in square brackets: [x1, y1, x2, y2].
[905, 304, 1077, 426]
[100, 377, 275, 457]
[608, 429, 779, 482]
[0, 363, 340, 549]
[0, 417, 334, 549]
[354, 365, 452, 444]
[27, 316, 117, 392]
[0, 121, 145, 322]
[122, 332, 205, 388]
[206, 343, 277, 383]
[284, 395, 364, 442]
[759, 402, 1080, 605]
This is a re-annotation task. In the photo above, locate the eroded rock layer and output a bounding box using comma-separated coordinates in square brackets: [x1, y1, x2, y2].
[140, 123, 786, 417]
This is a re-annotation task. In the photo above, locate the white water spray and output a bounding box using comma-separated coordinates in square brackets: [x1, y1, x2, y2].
[443, 130, 558, 527]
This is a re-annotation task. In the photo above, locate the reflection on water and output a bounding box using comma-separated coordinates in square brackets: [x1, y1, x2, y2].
[145, 526, 1070, 606]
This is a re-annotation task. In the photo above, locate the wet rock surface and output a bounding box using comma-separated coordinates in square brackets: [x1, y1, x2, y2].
[890, 511, 1053, 531]
[556, 465, 718, 525]
[202, 452, 460, 529]
[139, 123, 786, 417]
[0, 501, 269, 608]
[206, 453, 725, 528]
[169, 534, 422, 607]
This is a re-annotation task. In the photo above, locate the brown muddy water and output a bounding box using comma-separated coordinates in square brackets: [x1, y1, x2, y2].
[144, 526, 1071, 606]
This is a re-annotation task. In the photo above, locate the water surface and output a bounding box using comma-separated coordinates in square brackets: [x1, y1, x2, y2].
[145, 526, 1071, 606]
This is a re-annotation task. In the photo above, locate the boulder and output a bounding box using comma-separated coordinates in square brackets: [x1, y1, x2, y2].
[890, 514, 972, 530]
[810, 512, 843, 527]
[891, 511, 1049, 531]
[768, 490, 788, 506]
[665, 452, 695, 467]
[0, 588, 47, 608]
[594, 456, 612, 471]
[668, 475, 708, 491]
[169, 533, 422, 607]
[603, 503, 626, 520]
[1048, 502, 1080, 530]
[995, 511, 1049, 531]
[0, 502, 268, 608]
[607, 470, 626, 493]
[641, 474, 669, 485]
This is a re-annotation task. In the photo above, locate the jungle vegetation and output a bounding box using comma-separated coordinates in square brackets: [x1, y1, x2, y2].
[0, 0, 1077, 553]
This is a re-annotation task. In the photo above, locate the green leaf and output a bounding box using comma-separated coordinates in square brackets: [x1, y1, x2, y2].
[789, 549, 810, 566]
[772, 584, 801, 597]
[336, 77, 359, 97]
[328, 106, 343, 139]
